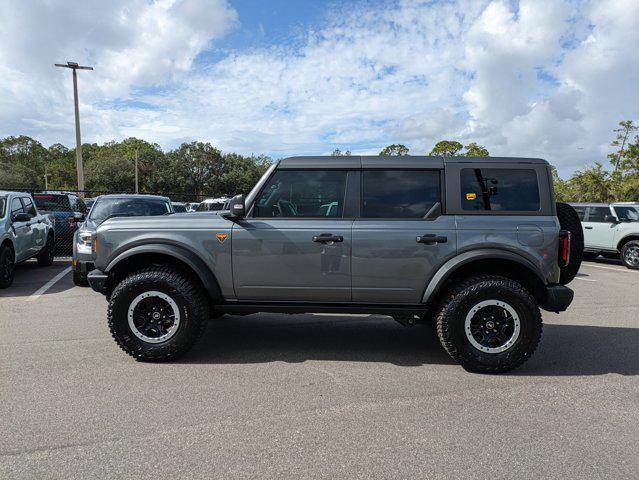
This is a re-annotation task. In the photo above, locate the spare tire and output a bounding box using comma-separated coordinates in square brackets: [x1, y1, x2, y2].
[556, 202, 583, 285]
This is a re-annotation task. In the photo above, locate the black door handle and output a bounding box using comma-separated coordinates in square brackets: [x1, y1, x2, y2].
[584, 226, 593, 229]
[313, 233, 344, 243]
[416, 234, 447, 245]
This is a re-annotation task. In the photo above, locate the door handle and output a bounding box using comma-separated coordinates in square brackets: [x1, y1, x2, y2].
[584, 226, 593, 230]
[313, 233, 344, 243]
[416, 234, 447, 245]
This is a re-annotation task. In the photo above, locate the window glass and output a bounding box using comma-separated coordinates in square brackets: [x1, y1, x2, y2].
[75, 197, 87, 214]
[253, 170, 347, 218]
[461, 168, 540, 212]
[11, 198, 24, 215]
[33, 194, 71, 211]
[614, 206, 639, 222]
[587, 207, 611, 222]
[89, 197, 171, 225]
[21, 198, 37, 216]
[572, 206, 586, 221]
[0, 197, 6, 218]
[362, 170, 440, 218]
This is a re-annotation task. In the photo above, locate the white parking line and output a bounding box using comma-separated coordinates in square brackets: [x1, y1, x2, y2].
[575, 276, 597, 282]
[581, 263, 638, 274]
[27, 266, 72, 302]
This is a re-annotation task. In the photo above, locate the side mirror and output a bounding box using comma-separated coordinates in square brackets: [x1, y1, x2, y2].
[223, 194, 245, 219]
[604, 214, 618, 224]
[12, 212, 31, 222]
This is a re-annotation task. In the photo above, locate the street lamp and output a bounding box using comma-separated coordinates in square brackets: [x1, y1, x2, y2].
[55, 61, 93, 193]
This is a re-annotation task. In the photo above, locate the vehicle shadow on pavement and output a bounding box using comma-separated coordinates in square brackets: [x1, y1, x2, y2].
[183, 314, 454, 367]
[516, 323, 639, 376]
[0, 259, 73, 298]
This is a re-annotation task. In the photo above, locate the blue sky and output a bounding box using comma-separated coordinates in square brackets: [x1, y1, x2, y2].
[0, 0, 638, 175]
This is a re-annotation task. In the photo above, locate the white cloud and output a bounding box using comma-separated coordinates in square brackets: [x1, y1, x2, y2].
[0, 0, 637, 176]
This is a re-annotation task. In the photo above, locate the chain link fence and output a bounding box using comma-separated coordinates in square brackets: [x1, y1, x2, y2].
[2, 188, 215, 257]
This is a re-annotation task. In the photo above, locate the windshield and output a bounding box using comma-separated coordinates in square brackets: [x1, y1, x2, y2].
[0, 196, 6, 218]
[33, 194, 71, 211]
[89, 197, 171, 224]
[614, 206, 639, 222]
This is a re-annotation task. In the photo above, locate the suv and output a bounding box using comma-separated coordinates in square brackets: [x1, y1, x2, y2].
[33, 192, 88, 256]
[0, 191, 55, 288]
[569, 202, 639, 269]
[87, 156, 581, 373]
[73, 194, 173, 286]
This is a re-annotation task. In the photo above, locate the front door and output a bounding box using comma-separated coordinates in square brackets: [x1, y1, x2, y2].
[352, 169, 456, 303]
[10, 198, 31, 262]
[232, 169, 352, 301]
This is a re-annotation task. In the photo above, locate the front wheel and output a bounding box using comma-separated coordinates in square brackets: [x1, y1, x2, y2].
[620, 241, 639, 270]
[0, 245, 15, 289]
[108, 267, 208, 361]
[436, 275, 542, 373]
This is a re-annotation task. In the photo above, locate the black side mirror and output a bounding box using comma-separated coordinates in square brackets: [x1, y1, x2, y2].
[223, 194, 245, 219]
[12, 212, 31, 222]
[604, 214, 618, 224]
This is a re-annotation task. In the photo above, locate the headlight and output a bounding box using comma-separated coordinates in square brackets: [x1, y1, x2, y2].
[77, 231, 93, 254]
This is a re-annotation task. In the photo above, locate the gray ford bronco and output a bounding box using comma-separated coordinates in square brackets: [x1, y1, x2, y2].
[88, 156, 582, 373]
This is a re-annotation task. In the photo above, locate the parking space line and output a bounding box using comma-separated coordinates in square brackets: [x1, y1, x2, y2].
[575, 277, 597, 282]
[581, 263, 638, 274]
[26, 266, 72, 302]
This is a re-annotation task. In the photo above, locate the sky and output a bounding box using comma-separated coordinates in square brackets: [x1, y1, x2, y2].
[0, 0, 637, 176]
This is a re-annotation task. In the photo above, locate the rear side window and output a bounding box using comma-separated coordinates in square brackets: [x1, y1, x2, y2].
[586, 207, 611, 222]
[572, 206, 586, 221]
[21, 197, 37, 216]
[362, 170, 440, 218]
[253, 170, 347, 218]
[461, 168, 540, 212]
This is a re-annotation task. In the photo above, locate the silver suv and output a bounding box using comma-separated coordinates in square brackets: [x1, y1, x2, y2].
[87, 156, 582, 373]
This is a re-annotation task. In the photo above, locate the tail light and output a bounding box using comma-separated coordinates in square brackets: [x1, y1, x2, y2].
[67, 216, 76, 228]
[559, 230, 571, 267]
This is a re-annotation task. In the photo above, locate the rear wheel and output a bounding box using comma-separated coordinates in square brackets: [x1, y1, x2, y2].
[108, 266, 208, 361]
[436, 275, 542, 373]
[0, 245, 15, 289]
[36, 234, 55, 266]
[620, 240, 639, 270]
[556, 202, 583, 285]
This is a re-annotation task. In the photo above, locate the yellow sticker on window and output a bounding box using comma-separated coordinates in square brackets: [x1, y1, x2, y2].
[466, 193, 477, 200]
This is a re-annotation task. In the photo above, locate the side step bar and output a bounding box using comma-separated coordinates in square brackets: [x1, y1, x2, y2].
[218, 301, 428, 316]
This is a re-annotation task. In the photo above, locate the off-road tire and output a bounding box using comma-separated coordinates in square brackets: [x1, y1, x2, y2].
[108, 266, 208, 361]
[620, 240, 639, 270]
[556, 202, 583, 285]
[436, 275, 542, 373]
[73, 270, 89, 286]
[0, 245, 15, 289]
[36, 234, 55, 266]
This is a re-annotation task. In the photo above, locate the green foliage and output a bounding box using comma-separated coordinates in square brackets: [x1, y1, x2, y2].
[330, 148, 351, 156]
[0, 136, 48, 188]
[379, 144, 409, 156]
[464, 142, 489, 157]
[428, 140, 488, 157]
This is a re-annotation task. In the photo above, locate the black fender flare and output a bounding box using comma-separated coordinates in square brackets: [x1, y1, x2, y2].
[421, 249, 547, 303]
[105, 243, 222, 300]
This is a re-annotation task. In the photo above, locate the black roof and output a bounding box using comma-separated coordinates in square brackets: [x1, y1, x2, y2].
[277, 156, 548, 169]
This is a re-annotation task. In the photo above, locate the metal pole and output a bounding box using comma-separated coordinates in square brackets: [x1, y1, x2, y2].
[135, 149, 139, 193]
[44, 165, 49, 190]
[72, 68, 84, 193]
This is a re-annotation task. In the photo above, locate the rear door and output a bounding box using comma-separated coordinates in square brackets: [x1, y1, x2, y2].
[232, 168, 353, 301]
[21, 197, 45, 255]
[584, 206, 617, 249]
[352, 166, 456, 303]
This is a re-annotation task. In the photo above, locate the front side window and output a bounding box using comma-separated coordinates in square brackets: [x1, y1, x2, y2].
[362, 170, 440, 218]
[587, 207, 612, 223]
[11, 198, 24, 215]
[614, 206, 639, 222]
[253, 170, 347, 218]
[21, 198, 37, 216]
[0, 197, 6, 218]
[461, 168, 540, 212]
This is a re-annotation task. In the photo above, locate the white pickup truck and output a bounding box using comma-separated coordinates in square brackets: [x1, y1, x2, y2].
[570, 202, 639, 269]
[0, 191, 56, 288]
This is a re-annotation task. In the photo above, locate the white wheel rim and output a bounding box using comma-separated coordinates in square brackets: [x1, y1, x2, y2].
[127, 291, 181, 344]
[464, 300, 521, 354]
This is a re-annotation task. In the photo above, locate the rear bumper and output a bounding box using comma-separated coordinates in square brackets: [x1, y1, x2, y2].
[541, 284, 574, 313]
[87, 270, 109, 295]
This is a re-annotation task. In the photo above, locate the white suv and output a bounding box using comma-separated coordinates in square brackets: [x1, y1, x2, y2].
[570, 202, 639, 269]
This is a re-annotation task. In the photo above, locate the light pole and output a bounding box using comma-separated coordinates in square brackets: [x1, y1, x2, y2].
[134, 148, 139, 193]
[55, 61, 93, 193]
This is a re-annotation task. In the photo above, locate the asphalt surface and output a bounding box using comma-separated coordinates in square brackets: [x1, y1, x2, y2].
[1, 258, 638, 479]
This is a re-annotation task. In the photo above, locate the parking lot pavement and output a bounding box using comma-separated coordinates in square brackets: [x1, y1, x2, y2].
[1, 260, 638, 479]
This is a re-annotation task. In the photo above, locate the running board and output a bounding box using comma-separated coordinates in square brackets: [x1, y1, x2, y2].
[218, 301, 428, 316]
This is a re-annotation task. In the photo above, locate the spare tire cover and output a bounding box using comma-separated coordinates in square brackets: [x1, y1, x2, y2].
[556, 202, 584, 285]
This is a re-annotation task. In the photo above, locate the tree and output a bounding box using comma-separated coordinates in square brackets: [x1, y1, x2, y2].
[379, 144, 409, 156]
[464, 142, 489, 157]
[565, 162, 613, 203]
[429, 140, 463, 156]
[608, 120, 638, 172]
[0, 136, 49, 189]
[330, 148, 351, 156]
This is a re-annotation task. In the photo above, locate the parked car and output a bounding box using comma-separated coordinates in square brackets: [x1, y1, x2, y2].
[570, 202, 639, 269]
[196, 198, 228, 212]
[87, 156, 581, 373]
[185, 202, 200, 212]
[84, 198, 96, 210]
[0, 191, 55, 288]
[171, 202, 188, 213]
[72, 194, 173, 286]
[32, 192, 88, 256]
